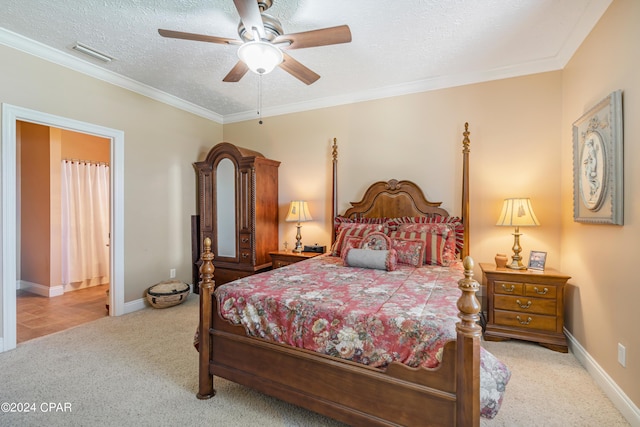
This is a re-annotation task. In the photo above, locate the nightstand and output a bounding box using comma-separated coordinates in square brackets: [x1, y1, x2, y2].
[480, 263, 571, 353]
[269, 251, 322, 269]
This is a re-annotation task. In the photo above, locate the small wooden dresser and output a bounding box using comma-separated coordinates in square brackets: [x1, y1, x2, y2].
[480, 263, 571, 352]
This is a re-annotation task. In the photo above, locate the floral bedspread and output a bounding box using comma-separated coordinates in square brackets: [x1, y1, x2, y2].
[214, 255, 510, 418]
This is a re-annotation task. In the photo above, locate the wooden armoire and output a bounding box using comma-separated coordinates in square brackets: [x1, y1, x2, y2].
[194, 142, 280, 286]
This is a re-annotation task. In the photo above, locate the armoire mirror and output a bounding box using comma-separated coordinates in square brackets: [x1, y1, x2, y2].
[216, 157, 236, 258]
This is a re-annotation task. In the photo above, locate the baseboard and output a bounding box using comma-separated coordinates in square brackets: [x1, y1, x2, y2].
[123, 297, 147, 314]
[19, 280, 64, 297]
[565, 328, 640, 425]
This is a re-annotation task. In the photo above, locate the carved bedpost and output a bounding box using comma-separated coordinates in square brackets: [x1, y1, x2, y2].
[331, 138, 338, 245]
[461, 123, 470, 260]
[456, 256, 481, 426]
[197, 237, 216, 399]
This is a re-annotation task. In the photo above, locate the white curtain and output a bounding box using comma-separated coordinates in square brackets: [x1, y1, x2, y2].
[61, 160, 110, 285]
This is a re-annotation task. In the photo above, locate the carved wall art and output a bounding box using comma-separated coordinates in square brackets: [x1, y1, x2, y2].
[572, 90, 623, 224]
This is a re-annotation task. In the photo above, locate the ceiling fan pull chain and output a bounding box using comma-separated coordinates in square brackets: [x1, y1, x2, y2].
[258, 73, 263, 125]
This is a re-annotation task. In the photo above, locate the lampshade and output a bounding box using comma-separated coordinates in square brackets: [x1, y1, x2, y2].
[496, 198, 540, 227]
[285, 201, 312, 223]
[237, 41, 283, 75]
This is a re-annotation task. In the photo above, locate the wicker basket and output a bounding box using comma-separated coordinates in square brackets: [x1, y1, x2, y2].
[146, 280, 190, 308]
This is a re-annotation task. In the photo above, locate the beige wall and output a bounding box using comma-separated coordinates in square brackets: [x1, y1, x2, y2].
[1, 44, 223, 306]
[224, 71, 564, 275]
[561, 0, 639, 407]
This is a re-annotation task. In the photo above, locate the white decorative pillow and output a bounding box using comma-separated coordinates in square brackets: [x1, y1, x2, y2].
[343, 248, 397, 271]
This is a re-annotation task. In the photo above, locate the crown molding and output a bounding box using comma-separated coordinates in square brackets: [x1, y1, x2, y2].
[0, 28, 223, 124]
[223, 56, 563, 124]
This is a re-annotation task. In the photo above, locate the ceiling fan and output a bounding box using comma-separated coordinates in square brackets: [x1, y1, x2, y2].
[158, 0, 352, 85]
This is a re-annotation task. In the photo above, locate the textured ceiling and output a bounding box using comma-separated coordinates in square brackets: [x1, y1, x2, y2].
[0, 0, 611, 123]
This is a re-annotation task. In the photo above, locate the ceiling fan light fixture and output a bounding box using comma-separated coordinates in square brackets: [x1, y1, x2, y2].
[237, 40, 283, 75]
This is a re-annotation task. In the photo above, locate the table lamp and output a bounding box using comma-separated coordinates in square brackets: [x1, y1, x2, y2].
[285, 200, 312, 253]
[496, 198, 540, 269]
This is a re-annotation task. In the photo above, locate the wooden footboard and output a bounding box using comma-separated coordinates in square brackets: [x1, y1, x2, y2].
[197, 238, 481, 426]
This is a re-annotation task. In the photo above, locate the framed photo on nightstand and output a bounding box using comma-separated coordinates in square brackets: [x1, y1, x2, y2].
[528, 251, 547, 271]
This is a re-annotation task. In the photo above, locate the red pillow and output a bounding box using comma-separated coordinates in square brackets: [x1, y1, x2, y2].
[389, 237, 425, 267]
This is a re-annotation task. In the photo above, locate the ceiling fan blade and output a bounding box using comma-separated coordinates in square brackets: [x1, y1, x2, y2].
[223, 61, 250, 82]
[274, 25, 352, 50]
[233, 0, 266, 40]
[158, 29, 241, 45]
[279, 53, 320, 85]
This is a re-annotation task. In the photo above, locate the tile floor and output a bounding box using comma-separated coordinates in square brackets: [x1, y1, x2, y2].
[16, 284, 109, 343]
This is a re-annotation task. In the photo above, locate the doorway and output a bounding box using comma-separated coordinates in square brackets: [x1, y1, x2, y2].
[1, 104, 125, 352]
[17, 121, 110, 343]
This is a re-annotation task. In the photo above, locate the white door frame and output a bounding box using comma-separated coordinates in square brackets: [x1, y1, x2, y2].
[1, 103, 124, 352]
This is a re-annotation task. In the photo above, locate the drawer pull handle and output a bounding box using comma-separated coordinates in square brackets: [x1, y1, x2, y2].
[501, 284, 515, 292]
[516, 315, 532, 325]
[241, 253, 249, 258]
[516, 299, 532, 309]
[241, 238, 249, 243]
[533, 287, 548, 295]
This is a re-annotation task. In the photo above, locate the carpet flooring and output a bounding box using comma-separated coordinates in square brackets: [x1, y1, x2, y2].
[0, 294, 630, 426]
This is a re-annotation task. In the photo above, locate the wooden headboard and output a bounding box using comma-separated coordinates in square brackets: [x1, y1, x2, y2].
[331, 123, 471, 259]
[342, 179, 449, 219]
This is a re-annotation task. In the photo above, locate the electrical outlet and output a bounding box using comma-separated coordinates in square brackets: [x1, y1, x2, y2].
[170, 268, 176, 279]
[618, 343, 626, 367]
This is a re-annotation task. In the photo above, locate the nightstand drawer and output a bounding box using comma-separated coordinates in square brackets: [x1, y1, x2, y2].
[273, 259, 294, 268]
[494, 281, 524, 295]
[494, 295, 556, 315]
[524, 284, 557, 299]
[494, 310, 557, 332]
[270, 251, 322, 269]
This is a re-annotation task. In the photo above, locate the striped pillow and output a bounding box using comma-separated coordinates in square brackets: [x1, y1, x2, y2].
[385, 216, 464, 255]
[333, 216, 388, 237]
[331, 223, 387, 257]
[392, 223, 450, 266]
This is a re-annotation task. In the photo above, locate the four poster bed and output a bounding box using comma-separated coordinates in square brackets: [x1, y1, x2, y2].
[195, 123, 510, 426]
